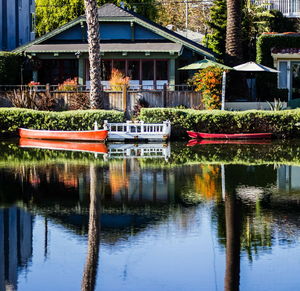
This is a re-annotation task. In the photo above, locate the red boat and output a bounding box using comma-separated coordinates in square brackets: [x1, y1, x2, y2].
[19, 128, 108, 141]
[187, 139, 272, 147]
[187, 131, 272, 140]
[19, 138, 108, 154]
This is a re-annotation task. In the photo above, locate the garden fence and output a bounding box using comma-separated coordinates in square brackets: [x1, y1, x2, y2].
[0, 84, 203, 115]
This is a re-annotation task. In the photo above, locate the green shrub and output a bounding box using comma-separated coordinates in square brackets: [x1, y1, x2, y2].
[0, 52, 22, 85]
[256, 34, 300, 67]
[139, 108, 300, 138]
[0, 108, 125, 134]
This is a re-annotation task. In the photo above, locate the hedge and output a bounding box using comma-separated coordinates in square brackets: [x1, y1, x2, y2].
[0, 108, 125, 134]
[0, 52, 22, 85]
[256, 33, 300, 67]
[139, 108, 300, 138]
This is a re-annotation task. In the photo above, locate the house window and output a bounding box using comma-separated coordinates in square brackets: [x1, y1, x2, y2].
[142, 60, 154, 80]
[156, 61, 168, 80]
[128, 60, 140, 80]
[278, 61, 288, 89]
[113, 60, 126, 74]
[101, 60, 112, 80]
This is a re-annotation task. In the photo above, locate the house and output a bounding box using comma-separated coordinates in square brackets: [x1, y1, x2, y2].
[14, 3, 214, 89]
[265, 33, 300, 100]
[0, 0, 35, 51]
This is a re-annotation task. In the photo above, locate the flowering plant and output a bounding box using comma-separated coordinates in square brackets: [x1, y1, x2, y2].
[109, 68, 130, 91]
[58, 77, 78, 91]
[191, 66, 224, 110]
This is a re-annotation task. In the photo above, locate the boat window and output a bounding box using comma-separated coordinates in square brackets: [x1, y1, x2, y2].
[130, 126, 137, 133]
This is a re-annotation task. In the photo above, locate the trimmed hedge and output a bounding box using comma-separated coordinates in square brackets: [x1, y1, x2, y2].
[0, 52, 22, 84]
[0, 108, 125, 134]
[139, 108, 300, 138]
[256, 34, 300, 67]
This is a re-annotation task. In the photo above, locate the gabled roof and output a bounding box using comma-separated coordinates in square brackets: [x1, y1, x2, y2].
[25, 43, 183, 54]
[14, 3, 214, 59]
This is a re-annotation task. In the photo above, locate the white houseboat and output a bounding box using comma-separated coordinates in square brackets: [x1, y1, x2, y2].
[104, 120, 171, 141]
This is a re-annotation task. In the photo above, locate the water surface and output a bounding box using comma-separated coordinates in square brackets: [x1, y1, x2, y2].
[0, 140, 300, 291]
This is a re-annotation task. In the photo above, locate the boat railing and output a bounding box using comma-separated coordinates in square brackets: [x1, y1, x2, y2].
[103, 120, 171, 136]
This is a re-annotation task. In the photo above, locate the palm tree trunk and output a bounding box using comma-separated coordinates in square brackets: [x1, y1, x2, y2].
[81, 164, 101, 291]
[84, 0, 102, 109]
[225, 0, 243, 65]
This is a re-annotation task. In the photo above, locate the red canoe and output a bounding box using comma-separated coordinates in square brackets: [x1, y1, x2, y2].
[187, 131, 272, 140]
[187, 139, 272, 147]
[19, 128, 108, 141]
[19, 138, 108, 154]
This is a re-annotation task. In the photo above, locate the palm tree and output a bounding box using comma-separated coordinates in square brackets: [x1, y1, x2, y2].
[84, 0, 102, 108]
[225, 0, 243, 65]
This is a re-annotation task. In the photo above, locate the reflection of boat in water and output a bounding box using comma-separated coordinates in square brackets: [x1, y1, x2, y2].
[19, 138, 170, 160]
[107, 143, 171, 160]
[187, 131, 272, 140]
[187, 139, 272, 146]
[19, 128, 108, 141]
[19, 138, 108, 154]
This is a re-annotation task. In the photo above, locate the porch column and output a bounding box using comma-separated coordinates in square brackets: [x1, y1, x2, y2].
[78, 57, 85, 85]
[168, 59, 175, 91]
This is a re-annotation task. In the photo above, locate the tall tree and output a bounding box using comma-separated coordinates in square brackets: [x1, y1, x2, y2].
[225, 0, 243, 65]
[84, 0, 102, 108]
[35, 0, 157, 37]
[204, 0, 227, 61]
[35, 0, 85, 37]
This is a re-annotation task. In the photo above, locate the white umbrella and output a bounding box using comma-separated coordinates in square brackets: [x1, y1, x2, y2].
[233, 61, 279, 73]
[233, 61, 279, 101]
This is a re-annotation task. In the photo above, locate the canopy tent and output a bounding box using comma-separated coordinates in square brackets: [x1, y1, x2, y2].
[178, 59, 233, 71]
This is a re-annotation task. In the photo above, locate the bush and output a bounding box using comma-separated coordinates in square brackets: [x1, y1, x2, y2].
[0, 52, 22, 85]
[191, 66, 223, 110]
[0, 108, 125, 134]
[109, 69, 130, 91]
[139, 108, 300, 138]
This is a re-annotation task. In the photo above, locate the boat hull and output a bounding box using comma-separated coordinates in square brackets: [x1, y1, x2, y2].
[187, 139, 272, 147]
[19, 128, 108, 141]
[19, 138, 108, 154]
[187, 131, 272, 140]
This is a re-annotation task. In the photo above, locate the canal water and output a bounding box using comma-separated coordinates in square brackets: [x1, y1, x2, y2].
[0, 140, 300, 291]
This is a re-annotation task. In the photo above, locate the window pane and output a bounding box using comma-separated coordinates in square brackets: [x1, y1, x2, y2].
[279, 61, 287, 89]
[128, 60, 140, 80]
[142, 60, 154, 80]
[156, 61, 168, 80]
[101, 60, 112, 80]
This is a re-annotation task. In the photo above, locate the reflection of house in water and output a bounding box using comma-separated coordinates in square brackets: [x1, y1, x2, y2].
[107, 159, 175, 203]
[0, 208, 33, 291]
[277, 165, 300, 191]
